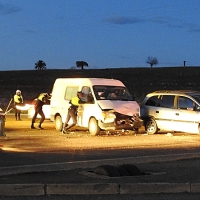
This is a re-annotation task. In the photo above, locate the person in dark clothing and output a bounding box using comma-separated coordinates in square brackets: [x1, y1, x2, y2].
[62, 91, 84, 134]
[31, 93, 50, 129]
[14, 90, 23, 121]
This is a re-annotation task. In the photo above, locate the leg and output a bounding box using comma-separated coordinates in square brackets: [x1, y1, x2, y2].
[15, 108, 18, 120]
[62, 108, 76, 133]
[64, 111, 71, 127]
[31, 110, 38, 129]
[17, 109, 21, 120]
[38, 110, 45, 129]
[62, 108, 72, 131]
[65, 109, 77, 130]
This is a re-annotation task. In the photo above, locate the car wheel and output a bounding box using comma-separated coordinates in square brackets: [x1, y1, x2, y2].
[55, 115, 63, 131]
[145, 118, 158, 135]
[88, 117, 100, 136]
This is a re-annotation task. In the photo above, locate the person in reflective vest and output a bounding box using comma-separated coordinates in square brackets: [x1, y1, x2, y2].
[14, 90, 23, 121]
[31, 93, 50, 129]
[62, 91, 84, 134]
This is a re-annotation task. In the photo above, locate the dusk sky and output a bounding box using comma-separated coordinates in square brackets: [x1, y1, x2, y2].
[0, 0, 200, 71]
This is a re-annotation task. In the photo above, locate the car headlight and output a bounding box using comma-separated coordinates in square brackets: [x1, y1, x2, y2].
[102, 110, 116, 119]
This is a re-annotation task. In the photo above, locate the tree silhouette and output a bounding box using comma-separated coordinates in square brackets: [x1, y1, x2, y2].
[76, 61, 88, 70]
[35, 60, 46, 70]
[146, 56, 158, 68]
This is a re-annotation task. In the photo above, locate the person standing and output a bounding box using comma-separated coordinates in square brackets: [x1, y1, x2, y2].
[62, 91, 84, 134]
[31, 93, 50, 129]
[14, 90, 23, 121]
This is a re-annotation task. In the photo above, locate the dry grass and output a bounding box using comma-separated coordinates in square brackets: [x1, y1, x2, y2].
[1, 67, 200, 110]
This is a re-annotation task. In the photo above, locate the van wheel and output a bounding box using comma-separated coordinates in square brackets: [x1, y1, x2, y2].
[145, 118, 158, 135]
[89, 118, 100, 136]
[55, 115, 63, 131]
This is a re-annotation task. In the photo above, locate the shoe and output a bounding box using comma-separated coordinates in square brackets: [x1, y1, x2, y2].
[62, 127, 68, 134]
[18, 119, 22, 121]
[30, 126, 36, 129]
[62, 129, 66, 134]
[38, 125, 44, 129]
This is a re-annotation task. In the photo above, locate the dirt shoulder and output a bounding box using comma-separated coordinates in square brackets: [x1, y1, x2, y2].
[1, 115, 200, 153]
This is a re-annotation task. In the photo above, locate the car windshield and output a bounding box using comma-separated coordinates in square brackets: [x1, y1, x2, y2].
[190, 94, 200, 104]
[93, 85, 134, 100]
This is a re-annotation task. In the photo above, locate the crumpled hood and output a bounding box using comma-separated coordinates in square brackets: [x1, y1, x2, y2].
[97, 100, 139, 116]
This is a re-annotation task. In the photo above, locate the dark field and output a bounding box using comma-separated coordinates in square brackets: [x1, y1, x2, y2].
[0, 67, 200, 110]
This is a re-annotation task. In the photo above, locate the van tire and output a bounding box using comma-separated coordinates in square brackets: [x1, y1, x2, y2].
[145, 118, 158, 135]
[55, 115, 63, 131]
[89, 117, 100, 136]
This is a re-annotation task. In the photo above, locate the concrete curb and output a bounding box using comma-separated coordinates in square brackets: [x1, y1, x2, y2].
[1, 152, 200, 196]
[0, 183, 200, 196]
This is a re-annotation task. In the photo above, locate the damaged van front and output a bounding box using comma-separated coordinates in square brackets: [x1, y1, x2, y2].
[79, 84, 143, 135]
[97, 100, 142, 131]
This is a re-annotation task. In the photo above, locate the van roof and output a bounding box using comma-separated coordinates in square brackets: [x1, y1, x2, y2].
[54, 78, 125, 86]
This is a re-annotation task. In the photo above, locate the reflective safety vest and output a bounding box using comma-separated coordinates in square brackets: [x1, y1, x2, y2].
[71, 96, 80, 107]
[14, 94, 23, 104]
[38, 93, 47, 103]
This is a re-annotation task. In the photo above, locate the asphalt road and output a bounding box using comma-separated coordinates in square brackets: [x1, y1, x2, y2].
[1, 114, 200, 168]
[1, 115, 200, 198]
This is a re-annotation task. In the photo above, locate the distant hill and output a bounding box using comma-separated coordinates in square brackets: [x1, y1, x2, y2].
[0, 67, 200, 110]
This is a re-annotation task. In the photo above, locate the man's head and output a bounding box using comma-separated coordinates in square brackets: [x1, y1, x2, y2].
[44, 93, 51, 101]
[77, 91, 83, 97]
[16, 90, 21, 95]
[114, 89, 119, 95]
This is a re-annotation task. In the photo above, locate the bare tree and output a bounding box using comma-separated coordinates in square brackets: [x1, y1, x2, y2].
[76, 61, 88, 70]
[146, 56, 158, 68]
[35, 60, 46, 70]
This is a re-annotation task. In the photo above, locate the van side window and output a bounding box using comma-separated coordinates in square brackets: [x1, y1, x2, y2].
[178, 97, 195, 110]
[159, 95, 175, 108]
[81, 86, 94, 103]
[145, 95, 159, 106]
[64, 86, 79, 100]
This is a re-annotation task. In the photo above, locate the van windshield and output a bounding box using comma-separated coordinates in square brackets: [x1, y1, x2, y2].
[93, 86, 134, 100]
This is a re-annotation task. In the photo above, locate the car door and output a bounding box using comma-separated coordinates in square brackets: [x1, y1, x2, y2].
[173, 96, 199, 133]
[77, 86, 98, 127]
[154, 95, 177, 131]
[141, 94, 176, 132]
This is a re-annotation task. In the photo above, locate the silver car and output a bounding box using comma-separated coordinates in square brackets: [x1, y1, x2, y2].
[140, 90, 200, 134]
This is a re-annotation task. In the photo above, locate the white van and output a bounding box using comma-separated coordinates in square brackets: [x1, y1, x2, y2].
[50, 78, 143, 135]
